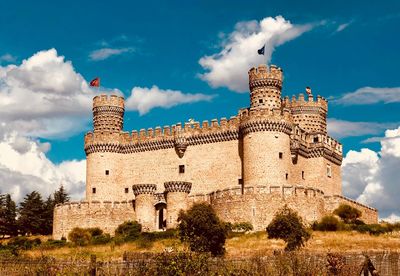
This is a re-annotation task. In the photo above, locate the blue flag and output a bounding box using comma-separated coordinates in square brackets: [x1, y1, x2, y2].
[257, 45, 265, 55]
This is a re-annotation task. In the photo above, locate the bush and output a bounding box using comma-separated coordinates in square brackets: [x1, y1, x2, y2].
[333, 204, 362, 224]
[68, 227, 91, 246]
[312, 216, 342, 231]
[266, 205, 311, 251]
[91, 233, 111, 245]
[154, 252, 210, 275]
[232, 222, 253, 232]
[87, 227, 103, 237]
[354, 224, 388, 236]
[115, 221, 142, 241]
[178, 203, 227, 256]
[7, 236, 41, 250]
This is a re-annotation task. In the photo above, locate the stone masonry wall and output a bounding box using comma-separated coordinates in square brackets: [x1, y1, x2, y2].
[53, 201, 135, 240]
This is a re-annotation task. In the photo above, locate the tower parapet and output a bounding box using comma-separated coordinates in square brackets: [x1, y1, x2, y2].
[285, 93, 328, 134]
[93, 94, 125, 133]
[248, 64, 283, 110]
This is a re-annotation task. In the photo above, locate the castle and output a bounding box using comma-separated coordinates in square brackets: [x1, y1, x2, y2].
[53, 64, 378, 239]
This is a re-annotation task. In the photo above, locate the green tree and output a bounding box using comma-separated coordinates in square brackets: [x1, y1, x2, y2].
[54, 185, 70, 205]
[178, 203, 227, 256]
[18, 191, 45, 235]
[266, 205, 311, 251]
[333, 204, 362, 224]
[42, 196, 55, 235]
[115, 221, 142, 241]
[0, 194, 18, 236]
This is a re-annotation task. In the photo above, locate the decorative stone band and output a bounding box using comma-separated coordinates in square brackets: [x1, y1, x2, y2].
[249, 79, 282, 90]
[164, 181, 192, 193]
[240, 119, 292, 136]
[291, 106, 327, 115]
[154, 192, 166, 205]
[93, 106, 125, 113]
[132, 184, 157, 196]
[84, 129, 239, 155]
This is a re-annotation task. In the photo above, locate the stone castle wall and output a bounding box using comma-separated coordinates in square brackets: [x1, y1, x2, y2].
[53, 201, 135, 240]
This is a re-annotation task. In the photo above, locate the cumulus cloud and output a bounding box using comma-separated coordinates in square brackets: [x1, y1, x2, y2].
[342, 126, 400, 220]
[327, 119, 398, 139]
[89, 47, 135, 61]
[334, 87, 400, 105]
[199, 16, 314, 92]
[125, 85, 215, 115]
[0, 48, 96, 139]
[0, 133, 85, 202]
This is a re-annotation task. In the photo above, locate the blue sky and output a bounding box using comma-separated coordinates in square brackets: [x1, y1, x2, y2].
[0, 1, 399, 219]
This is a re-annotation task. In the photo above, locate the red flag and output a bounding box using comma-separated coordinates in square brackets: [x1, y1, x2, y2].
[90, 77, 100, 87]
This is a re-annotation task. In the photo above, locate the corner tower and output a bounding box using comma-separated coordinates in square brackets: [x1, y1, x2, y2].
[93, 94, 125, 133]
[248, 64, 283, 110]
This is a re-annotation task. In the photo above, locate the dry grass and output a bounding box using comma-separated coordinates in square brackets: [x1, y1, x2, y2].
[7, 230, 400, 261]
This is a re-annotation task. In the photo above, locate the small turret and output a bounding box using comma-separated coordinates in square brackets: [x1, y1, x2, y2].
[92, 94, 125, 133]
[248, 64, 283, 110]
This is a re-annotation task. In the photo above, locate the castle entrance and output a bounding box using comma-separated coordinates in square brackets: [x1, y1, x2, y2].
[155, 202, 167, 230]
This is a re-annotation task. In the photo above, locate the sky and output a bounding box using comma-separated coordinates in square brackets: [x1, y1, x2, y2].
[0, 0, 399, 220]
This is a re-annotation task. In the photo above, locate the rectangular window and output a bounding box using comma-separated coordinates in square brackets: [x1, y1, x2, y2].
[279, 152, 283, 159]
[92, 187, 96, 194]
[259, 99, 263, 103]
[105, 170, 109, 175]
[125, 188, 129, 193]
[302, 171, 305, 180]
[313, 137, 319, 143]
[327, 164, 332, 178]
[179, 165, 185, 174]
[285, 173, 288, 180]
[238, 178, 243, 185]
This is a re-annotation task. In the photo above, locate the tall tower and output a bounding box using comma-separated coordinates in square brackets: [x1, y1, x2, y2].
[132, 184, 157, 231]
[240, 64, 292, 188]
[248, 64, 283, 110]
[93, 94, 125, 133]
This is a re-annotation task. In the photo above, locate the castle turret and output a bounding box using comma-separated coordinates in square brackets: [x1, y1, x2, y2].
[286, 93, 328, 134]
[240, 64, 292, 188]
[93, 94, 125, 133]
[164, 181, 192, 229]
[132, 184, 157, 231]
[248, 64, 283, 110]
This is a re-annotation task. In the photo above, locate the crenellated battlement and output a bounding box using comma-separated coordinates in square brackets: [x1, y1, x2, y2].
[164, 181, 192, 193]
[284, 94, 328, 112]
[248, 64, 283, 89]
[54, 200, 134, 211]
[93, 94, 125, 109]
[132, 184, 157, 196]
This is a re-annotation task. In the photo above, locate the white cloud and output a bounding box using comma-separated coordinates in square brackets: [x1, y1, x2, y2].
[334, 87, 400, 105]
[342, 126, 400, 219]
[199, 16, 314, 92]
[89, 47, 135, 61]
[335, 22, 351, 32]
[0, 48, 96, 139]
[327, 119, 397, 139]
[125, 85, 215, 115]
[0, 133, 85, 202]
[381, 213, 400, 223]
[0, 54, 17, 63]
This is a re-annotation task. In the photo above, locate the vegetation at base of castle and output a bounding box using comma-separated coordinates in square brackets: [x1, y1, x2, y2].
[0, 185, 69, 237]
[177, 203, 227, 256]
[115, 221, 142, 242]
[333, 204, 362, 224]
[266, 205, 311, 251]
[225, 221, 254, 233]
[311, 204, 400, 236]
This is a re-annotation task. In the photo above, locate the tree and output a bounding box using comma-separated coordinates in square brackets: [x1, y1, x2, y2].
[42, 196, 55, 235]
[333, 204, 362, 224]
[178, 203, 227, 256]
[266, 205, 311, 251]
[54, 185, 70, 205]
[18, 191, 45, 235]
[115, 221, 142, 241]
[0, 194, 18, 236]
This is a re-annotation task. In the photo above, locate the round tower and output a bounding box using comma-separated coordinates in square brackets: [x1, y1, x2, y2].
[132, 184, 157, 231]
[248, 64, 283, 110]
[164, 181, 192, 229]
[93, 94, 125, 133]
[289, 93, 328, 134]
[240, 64, 293, 188]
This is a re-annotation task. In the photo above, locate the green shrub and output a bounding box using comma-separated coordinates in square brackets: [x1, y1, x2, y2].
[178, 203, 227, 256]
[266, 205, 311, 251]
[68, 227, 91, 246]
[333, 204, 362, 224]
[115, 221, 142, 241]
[87, 227, 103, 237]
[355, 224, 388, 236]
[7, 236, 41, 250]
[313, 216, 342, 231]
[91, 233, 111, 245]
[42, 239, 67, 249]
[233, 222, 253, 232]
